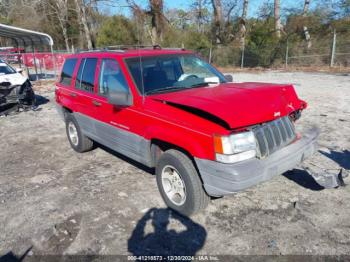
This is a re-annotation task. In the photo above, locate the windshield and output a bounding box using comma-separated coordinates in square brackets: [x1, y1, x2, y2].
[125, 54, 227, 95]
[0, 63, 16, 75]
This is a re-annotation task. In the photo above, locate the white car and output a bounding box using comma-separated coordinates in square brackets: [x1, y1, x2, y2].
[0, 62, 35, 108]
[0, 62, 27, 85]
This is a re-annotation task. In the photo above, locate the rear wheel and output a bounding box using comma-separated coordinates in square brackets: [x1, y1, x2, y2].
[65, 114, 94, 153]
[156, 149, 209, 216]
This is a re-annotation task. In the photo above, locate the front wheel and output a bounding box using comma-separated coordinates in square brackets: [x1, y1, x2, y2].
[156, 149, 209, 216]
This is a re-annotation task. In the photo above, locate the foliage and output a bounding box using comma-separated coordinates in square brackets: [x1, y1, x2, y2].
[244, 18, 281, 67]
[96, 15, 138, 47]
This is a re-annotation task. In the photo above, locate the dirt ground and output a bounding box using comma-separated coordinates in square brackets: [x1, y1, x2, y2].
[0, 72, 349, 259]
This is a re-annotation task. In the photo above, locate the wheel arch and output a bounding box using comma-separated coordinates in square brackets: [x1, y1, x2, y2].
[62, 106, 73, 119]
[149, 138, 206, 187]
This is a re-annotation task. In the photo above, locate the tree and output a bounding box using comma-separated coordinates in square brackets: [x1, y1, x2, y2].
[74, 0, 93, 49]
[274, 0, 282, 38]
[126, 0, 166, 45]
[97, 15, 137, 46]
[192, 0, 206, 32]
[150, 0, 165, 45]
[239, 0, 249, 50]
[46, 0, 70, 52]
[211, 0, 223, 44]
[302, 0, 312, 49]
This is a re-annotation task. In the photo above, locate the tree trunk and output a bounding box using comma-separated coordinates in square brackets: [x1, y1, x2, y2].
[303, 0, 310, 15]
[211, 0, 223, 44]
[58, 0, 70, 52]
[60, 21, 70, 52]
[239, 0, 249, 50]
[197, 0, 203, 33]
[150, 0, 164, 45]
[303, 0, 312, 49]
[274, 0, 282, 38]
[127, 1, 146, 44]
[74, 0, 93, 50]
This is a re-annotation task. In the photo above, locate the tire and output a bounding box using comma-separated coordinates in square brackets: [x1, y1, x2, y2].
[156, 149, 209, 216]
[65, 113, 94, 153]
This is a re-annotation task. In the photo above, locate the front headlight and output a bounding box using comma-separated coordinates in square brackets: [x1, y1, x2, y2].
[214, 131, 257, 163]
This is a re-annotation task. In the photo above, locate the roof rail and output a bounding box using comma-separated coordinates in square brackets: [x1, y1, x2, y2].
[106, 45, 162, 50]
[75, 45, 186, 53]
[75, 48, 125, 54]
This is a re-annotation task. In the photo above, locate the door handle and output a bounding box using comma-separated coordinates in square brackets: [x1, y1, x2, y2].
[69, 93, 77, 97]
[92, 100, 101, 107]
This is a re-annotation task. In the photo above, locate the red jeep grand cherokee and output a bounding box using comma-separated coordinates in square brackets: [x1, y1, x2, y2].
[55, 47, 318, 215]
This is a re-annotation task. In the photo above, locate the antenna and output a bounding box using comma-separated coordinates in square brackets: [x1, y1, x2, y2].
[136, 15, 145, 103]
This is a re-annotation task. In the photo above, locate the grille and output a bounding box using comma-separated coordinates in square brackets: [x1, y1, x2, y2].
[253, 116, 296, 158]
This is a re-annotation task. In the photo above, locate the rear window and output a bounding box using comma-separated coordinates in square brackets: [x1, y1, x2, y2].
[60, 58, 77, 86]
[75, 58, 97, 93]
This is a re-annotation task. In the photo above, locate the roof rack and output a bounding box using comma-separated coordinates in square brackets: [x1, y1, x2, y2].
[106, 45, 162, 50]
[75, 48, 125, 54]
[75, 45, 186, 53]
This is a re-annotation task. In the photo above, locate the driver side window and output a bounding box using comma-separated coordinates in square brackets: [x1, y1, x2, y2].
[98, 59, 130, 96]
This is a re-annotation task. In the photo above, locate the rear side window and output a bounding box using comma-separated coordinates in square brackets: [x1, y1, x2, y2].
[75, 58, 97, 92]
[60, 58, 77, 86]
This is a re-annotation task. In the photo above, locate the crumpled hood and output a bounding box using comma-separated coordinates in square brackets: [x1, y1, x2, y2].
[0, 72, 27, 86]
[150, 82, 306, 129]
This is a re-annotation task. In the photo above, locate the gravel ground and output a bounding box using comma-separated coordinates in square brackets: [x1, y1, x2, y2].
[0, 72, 349, 258]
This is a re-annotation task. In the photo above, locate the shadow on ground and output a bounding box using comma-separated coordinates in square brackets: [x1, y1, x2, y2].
[283, 169, 324, 191]
[35, 95, 50, 106]
[0, 95, 48, 115]
[128, 208, 206, 256]
[319, 149, 350, 170]
[0, 247, 32, 262]
[97, 143, 155, 175]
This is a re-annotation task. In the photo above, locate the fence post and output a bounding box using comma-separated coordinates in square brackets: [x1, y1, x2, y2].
[330, 29, 337, 67]
[285, 39, 289, 68]
[240, 41, 245, 69]
[208, 47, 212, 64]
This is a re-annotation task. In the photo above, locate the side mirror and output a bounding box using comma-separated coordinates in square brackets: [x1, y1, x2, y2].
[107, 88, 132, 107]
[16, 68, 23, 73]
[224, 74, 233, 82]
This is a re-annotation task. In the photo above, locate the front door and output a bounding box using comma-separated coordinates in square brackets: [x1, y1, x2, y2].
[92, 58, 150, 165]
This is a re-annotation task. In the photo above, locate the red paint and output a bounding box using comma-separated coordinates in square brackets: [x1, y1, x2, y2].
[55, 50, 307, 161]
[151, 82, 304, 129]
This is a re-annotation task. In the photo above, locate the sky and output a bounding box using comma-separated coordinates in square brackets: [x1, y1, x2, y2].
[165, 0, 306, 17]
[99, 0, 315, 18]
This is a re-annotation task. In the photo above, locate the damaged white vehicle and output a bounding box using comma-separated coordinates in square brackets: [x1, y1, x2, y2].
[0, 61, 36, 111]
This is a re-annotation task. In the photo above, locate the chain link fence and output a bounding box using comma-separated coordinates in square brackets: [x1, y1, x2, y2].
[0, 50, 70, 80]
[198, 31, 350, 69]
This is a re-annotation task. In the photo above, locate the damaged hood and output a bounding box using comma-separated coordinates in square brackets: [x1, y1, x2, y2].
[0, 72, 27, 86]
[150, 82, 306, 129]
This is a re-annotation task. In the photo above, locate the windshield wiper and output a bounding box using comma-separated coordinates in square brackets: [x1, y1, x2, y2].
[145, 86, 185, 95]
[145, 82, 220, 95]
[188, 81, 219, 88]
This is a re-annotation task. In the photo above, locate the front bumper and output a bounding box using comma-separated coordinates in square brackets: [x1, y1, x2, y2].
[195, 128, 319, 196]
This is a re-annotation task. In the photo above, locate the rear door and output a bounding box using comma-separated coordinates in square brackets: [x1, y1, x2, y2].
[55, 58, 78, 111]
[73, 57, 99, 137]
